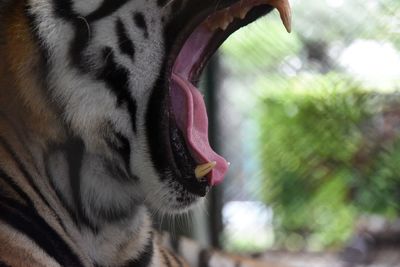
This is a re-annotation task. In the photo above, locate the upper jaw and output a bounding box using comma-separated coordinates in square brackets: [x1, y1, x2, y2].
[166, 0, 292, 81]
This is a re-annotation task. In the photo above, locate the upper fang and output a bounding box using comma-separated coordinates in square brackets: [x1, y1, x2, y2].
[267, 0, 292, 33]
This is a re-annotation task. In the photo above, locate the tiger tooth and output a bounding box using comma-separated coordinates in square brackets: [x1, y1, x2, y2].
[221, 12, 233, 30]
[239, 6, 251, 19]
[207, 0, 291, 32]
[220, 20, 230, 31]
[268, 0, 292, 33]
[195, 162, 217, 179]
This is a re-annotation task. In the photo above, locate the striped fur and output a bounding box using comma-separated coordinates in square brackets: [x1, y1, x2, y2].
[0, 0, 284, 266]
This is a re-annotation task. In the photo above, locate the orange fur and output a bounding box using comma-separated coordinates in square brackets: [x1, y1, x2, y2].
[0, 0, 63, 145]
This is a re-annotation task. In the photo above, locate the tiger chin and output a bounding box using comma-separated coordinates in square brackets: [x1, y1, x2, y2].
[0, 0, 291, 266]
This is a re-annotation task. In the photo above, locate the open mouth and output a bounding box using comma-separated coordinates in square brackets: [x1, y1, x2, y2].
[165, 0, 291, 195]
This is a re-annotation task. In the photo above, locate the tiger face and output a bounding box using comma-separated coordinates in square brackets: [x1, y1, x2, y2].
[22, 0, 290, 222]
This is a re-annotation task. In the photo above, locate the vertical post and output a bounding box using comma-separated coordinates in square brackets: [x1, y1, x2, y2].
[204, 55, 223, 249]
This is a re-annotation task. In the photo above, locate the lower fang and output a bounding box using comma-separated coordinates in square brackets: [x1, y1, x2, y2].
[195, 162, 217, 179]
[267, 0, 292, 33]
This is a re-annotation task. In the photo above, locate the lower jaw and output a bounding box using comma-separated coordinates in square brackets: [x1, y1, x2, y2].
[169, 119, 209, 197]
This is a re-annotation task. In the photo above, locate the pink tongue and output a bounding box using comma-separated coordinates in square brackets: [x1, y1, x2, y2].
[170, 73, 228, 186]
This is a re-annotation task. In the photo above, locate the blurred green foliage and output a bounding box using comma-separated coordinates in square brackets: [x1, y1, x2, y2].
[222, 20, 302, 73]
[258, 76, 400, 249]
[219, 0, 400, 251]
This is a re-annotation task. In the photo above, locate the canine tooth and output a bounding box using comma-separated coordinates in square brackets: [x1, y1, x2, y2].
[239, 6, 251, 19]
[267, 0, 292, 33]
[220, 21, 230, 30]
[195, 162, 217, 179]
[239, 10, 246, 19]
[222, 12, 233, 27]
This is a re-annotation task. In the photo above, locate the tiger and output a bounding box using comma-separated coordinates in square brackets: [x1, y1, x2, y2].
[0, 0, 291, 266]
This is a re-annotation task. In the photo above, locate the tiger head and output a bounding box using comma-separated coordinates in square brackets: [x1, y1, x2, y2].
[1, 0, 290, 225]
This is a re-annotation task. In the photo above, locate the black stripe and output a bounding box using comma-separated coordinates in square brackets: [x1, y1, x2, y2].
[44, 161, 86, 246]
[0, 196, 84, 266]
[43, 147, 90, 237]
[169, 235, 180, 253]
[65, 138, 85, 221]
[52, 0, 77, 20]
[49, 0, 82, 70]
[133, 12, 148, 39]
[37, 1, 138, 134]
[64, 138, 98, 232]
[123, 232, 154, 267]
[113, 132, 132, 176]
[52, 0, 91, 71]
[52, 0, 91, 72]
[198, 249, 211, 267]
[145, 72, 171, 179]
[99, 47, 130, 106]
[53, 0, 130, 22]
[70, 17, 92, 72]
[51, 0, 129, 71]
[104, 131, 138, 183]
[98, 47, 137, 133]
[102, 159, 130, 182]
[157, 0, 168, 7]
[0, 141, 76, 244]
[48, 170, 84, 229]
[0, 138, 54, 216]
[0, 168, 33, 206]
[160, 249, 172, 267]
[90, 201, 134, 222]
[48, 136, 134, 226]
[116, 19, 135, 59]
[86, 0, 130, 22]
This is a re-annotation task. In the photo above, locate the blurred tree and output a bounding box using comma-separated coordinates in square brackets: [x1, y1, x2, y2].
[258, 76, 400, 249]
[219, 0, 400, 251]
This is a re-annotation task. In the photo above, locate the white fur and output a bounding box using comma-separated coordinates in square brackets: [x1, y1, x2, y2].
[26, 0, 196, 264]
[73, 0, 104, 15]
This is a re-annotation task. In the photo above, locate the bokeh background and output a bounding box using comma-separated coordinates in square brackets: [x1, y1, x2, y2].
[165, 0, 400, 266]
